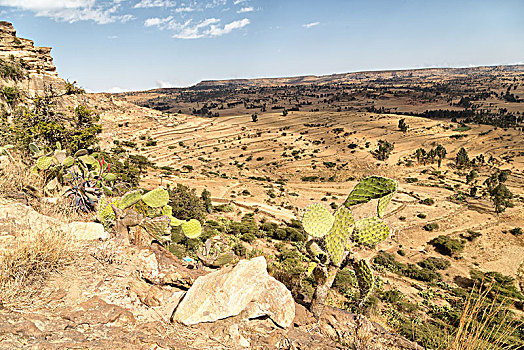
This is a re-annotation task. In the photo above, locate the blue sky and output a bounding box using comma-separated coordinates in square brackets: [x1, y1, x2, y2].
[1, 0, 523, 92]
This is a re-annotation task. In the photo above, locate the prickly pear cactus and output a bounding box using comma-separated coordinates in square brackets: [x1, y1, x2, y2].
[302, 175, 397, 314]
[142, 187, 169, 208]
[352, 258, 374, 306]
[141, 215, 171, 243]
[325, 207, 354, 266]
[37, 156, 53, 170]
[344, 176, 397, 218]
[302, 203, 335, 237]
[118, 189, 144, 209]
[97, 196, 120, 230]
[181, 219, 202, 239]
[353, 217, 390, 247]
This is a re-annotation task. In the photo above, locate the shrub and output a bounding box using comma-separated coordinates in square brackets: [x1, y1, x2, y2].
[417, 257, 450, 271]
[429, 235, 465, 256]
[421, 198, 435, 205]
[423, 223, 439, 231]
[510, 227, 522, 236]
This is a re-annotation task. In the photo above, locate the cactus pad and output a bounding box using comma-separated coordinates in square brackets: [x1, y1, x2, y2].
[37, 156, 53, 170]
[141, 215, 171, 241]
[302, 203, 335, 238]
[377, 191, 395, 218]
[181, 219, 202, 239]
[344, 176, 397, 208]
[352, 259, 374, 306]
[118, 189, 143, 209]
[162, 205, 173, 217]
[325, 207, 354, 266]
[142, 187, 170, 208]
[353, 216, 390, 247]
[62, 156, 75, 167]
[97, 196, 121, 229]
[29, 143, 40, 154]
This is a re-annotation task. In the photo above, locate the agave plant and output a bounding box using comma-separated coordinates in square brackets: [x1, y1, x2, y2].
[30, 142, 116, 211]
[62, 168, 102, 212]
[301, 175, 397, 317]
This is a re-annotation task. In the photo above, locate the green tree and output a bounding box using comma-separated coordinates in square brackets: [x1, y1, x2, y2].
[167, 184, 206, 223]
[435, 144, 447, 167]
[374, 140, 394, 161]
[251, 113, 258, 122]
[201, 188, 213, 214]
[455, 147, 469, 168]
[398, 118, 408, 132]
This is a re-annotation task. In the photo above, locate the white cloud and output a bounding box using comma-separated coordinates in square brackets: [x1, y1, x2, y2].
[0, 0, 134, 24]
[144, 16, 173, 27]
[233, 0, 246, 4]
[145, 16, 249, 39]
[175, 6, 195, 12]
[205, 18, 249, 37]
[134, 0, 176, 8]
[237, 6, 252, 13]
[106, 86, 128, 93]
[302, 21, 320, 28]
[156, 80, 176, 88]
[107, 35, 118, 39]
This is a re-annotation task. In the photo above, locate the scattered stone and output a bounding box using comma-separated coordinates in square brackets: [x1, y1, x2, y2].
[61, 296, 135, 326]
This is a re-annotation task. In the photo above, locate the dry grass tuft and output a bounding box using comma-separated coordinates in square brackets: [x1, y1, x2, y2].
[0, 227, 76, 308]
[0, 157, 42, 200]
[448, 281, 521, 350]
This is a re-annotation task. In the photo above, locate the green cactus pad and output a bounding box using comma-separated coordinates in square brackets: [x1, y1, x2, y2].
[74, 149, 88, 157]
[352, 259, 374, 306]
[79, 155, 97, 165]
[62, 156, 75, 167]
[162, 205, 173, 217]
[377, 191, 395, 218]
[325, 207, 354, 266]
[142, 187, 170, 208]
[181, 219, 202, 239]
[141, 215, 171, 240]
[29, 143, 40, 154]
[353, 216, 390, 247]
[36, 156, 53, 170]
[302, 203, 334, 238]
[118, 189, 143, 209]
[103, 173, 117, 182]
[344, 176, 397, 208]
[305, 240, 329, 264]
[97, 196, 120, 229]
[168, 215, 185, 226]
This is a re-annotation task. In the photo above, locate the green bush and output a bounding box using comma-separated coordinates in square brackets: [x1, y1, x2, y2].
[417, 257, 450, 271]
[167, 184, 206, 223]
[429, 235, 465, 256]
[423, 223, 439, 231]
[421, 198, 435, 205]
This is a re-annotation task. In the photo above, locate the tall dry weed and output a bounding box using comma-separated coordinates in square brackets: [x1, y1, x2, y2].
[447, 281, 521, 350]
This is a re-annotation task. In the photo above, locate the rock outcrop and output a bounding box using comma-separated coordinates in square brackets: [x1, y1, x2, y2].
[172, 256, 295, 328]
[0, 21, 64, 95]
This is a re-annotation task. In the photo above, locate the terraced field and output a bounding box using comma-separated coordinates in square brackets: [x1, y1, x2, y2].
[91, 102, 524, 282]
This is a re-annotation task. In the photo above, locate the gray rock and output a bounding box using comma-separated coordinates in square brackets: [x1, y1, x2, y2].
[64, 221, 109, 241]
[172, 256, 295, 328]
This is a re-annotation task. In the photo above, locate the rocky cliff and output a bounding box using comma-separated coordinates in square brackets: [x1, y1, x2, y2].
[0, 21, 64, 95]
